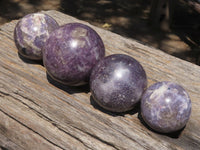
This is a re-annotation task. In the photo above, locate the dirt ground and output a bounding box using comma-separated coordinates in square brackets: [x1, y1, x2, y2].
[0, 0, 200, 65]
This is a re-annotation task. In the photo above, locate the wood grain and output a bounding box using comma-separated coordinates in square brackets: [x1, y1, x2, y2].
[0, 10, 200, 150]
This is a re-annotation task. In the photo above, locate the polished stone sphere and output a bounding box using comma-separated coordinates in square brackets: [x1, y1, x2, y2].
[141, 81, 191, 133]
[43, 23, 105, 86]
[90, 54, 147, 112]
[14, 13, 59, 60]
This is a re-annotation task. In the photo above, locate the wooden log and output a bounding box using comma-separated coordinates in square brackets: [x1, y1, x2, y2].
[0, 10, 200, 149]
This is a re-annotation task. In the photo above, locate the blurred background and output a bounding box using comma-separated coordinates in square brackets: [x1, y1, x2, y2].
[0, 0, 200, 65]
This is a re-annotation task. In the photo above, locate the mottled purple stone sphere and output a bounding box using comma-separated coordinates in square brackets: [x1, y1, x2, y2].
[14, 13, 59, 60]
[141, 81, 191, 133]
[90, 54, 147, 112]
[43, 23, 105, 86]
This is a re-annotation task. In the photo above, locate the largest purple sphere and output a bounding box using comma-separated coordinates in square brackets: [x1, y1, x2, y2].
[14, 13, 59, 60]
[90, 54, 147, 112]
[43, 23, 105, 86]
[141, 81, 191, 133]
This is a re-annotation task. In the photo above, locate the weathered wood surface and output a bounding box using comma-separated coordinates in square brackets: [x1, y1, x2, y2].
[0, 10, 200, 150]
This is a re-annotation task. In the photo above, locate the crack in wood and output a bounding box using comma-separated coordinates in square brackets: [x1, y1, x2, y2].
[12, 95, 116, 149]
[71, 125, 120, 150]
[13, 91, 40, 107]
[0, 132, 24, 150]
[1, 92, 112, 149]
[0, 108, 65, 150]
[0, 91, 9, 98]
[50, 124, 94, 150]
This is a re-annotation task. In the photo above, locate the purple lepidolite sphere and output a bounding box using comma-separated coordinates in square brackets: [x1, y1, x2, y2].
[90, 54, 147, 112]
[14, 13, 59, 60]
[43, 23, 105, 86]
[141, 81, 191, 133]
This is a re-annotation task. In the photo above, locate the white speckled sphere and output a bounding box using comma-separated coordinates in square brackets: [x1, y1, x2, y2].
[90, 54, 147, 112]
[141, 81, 191, 133]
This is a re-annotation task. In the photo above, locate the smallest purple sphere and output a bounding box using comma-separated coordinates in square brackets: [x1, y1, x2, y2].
[141, 81, 191, 133]
[14, 13, 59, 60]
